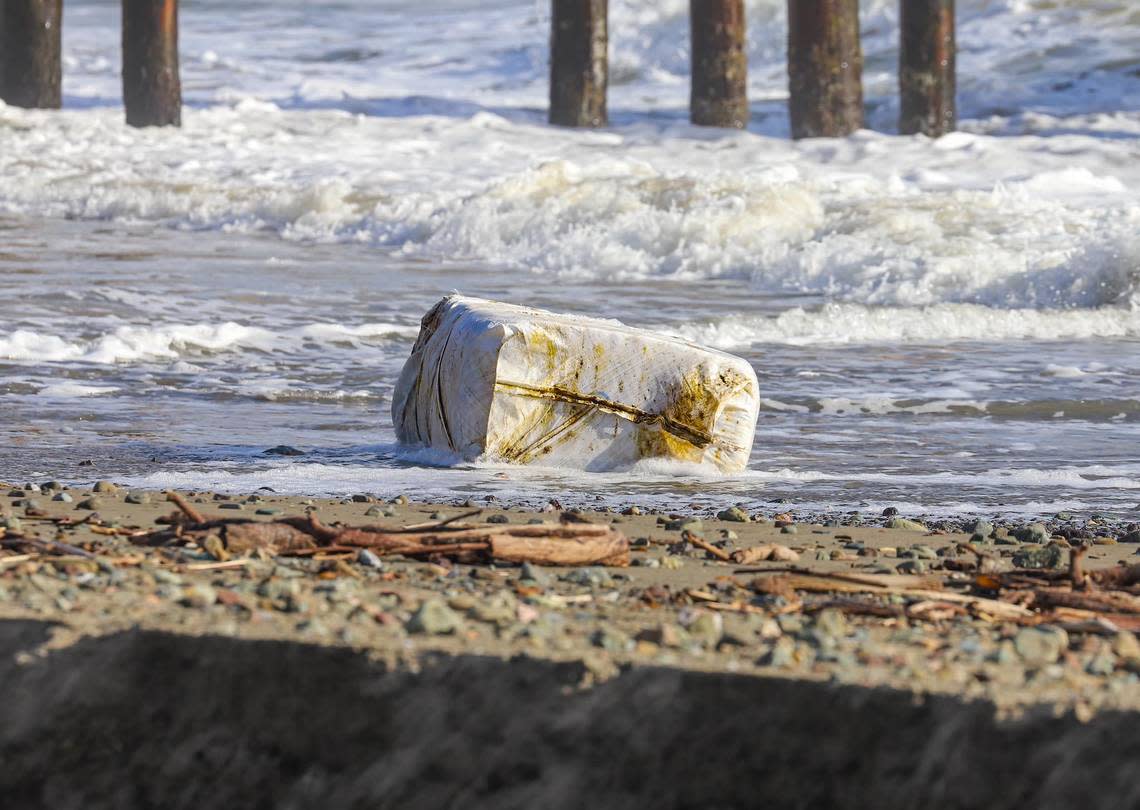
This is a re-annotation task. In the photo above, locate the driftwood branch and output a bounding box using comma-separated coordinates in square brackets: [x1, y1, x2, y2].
[134, 508, 629, 567]
[683, 530, 732, 562]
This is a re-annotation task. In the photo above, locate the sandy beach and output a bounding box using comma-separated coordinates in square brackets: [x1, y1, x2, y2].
[3, 480, 1138, 713]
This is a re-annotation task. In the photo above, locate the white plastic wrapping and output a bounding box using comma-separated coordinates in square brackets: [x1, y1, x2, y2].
[392, 296, 759, 473]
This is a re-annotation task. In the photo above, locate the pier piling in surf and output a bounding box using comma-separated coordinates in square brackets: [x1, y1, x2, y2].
[0, 0, 63, 109]
[549, 0, 608, 127]
[899, 0, 956, 136]
[786, 0, 864, 139]
[122, 0, 182, 127]
[690, 0, 748, 128]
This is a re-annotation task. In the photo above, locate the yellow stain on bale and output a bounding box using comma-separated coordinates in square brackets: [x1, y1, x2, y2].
[490, 364, 754, 470]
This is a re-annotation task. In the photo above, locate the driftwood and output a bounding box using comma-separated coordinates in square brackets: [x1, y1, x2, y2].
[1090, 562, 1140, 591]
[747, 569, 1033, 622]
[1, 535, 99, 560]
[139, 492, 630, 567]
[489, 532, 628, 566]
[683, 530, 732, 562]
[730, 543, 799, 564]
[1029, 588, 1140, 615]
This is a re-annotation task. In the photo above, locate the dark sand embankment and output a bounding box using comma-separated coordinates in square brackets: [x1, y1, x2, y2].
[2, 619, 1139, 810]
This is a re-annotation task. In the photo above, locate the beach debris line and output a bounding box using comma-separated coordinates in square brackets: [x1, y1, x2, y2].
[2, 484, 1139, 714]
[131, 492, 631, 567]
[392, 296, 760, 473]
[646, 522, 1140, 632]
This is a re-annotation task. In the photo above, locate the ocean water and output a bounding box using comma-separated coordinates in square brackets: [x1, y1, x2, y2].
[1, 0, 1138, 517]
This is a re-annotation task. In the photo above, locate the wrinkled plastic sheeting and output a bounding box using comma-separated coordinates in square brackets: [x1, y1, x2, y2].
[392, 296, 759, 473]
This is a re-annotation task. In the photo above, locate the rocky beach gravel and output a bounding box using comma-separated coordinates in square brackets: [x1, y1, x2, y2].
[2, 481, 1139, 719]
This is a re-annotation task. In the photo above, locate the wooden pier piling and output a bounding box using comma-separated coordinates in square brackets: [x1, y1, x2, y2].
[122, 0, 181, 127]
[549, 0, 608, 127]
[0, 0, 63, 109]
[690, 0, 748, 128]
[786, 0, 863, 139]
[899, 0, 956, 136]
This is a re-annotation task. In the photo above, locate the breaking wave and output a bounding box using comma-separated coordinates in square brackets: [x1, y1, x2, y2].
[0, 322, 416, 365]
[667, 301, 1140, 348]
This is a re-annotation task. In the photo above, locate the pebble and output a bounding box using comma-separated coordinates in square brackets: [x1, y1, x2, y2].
[896, 560, 928, 575]
[1011, 545, 1063, 570]
[487, 514, 510, 524]
[218, 503, 244, 511]
[180, 584, 218, 609]
[52, 492, 73, 503]
[563, 568, 613, 588]
[1013, 627, 1068, 667]
[255, 508, 281, 516]
[356, 549, 384, 569]
[716, 506, 749, 523]
[621, 506, 642, 516]
[351, 494, 373, 503]
[1, 516, 22, 532]
[764, 636, 797, 668]
[995, 639, 1019, 666]
[686, 611, 723, 649]
[635, 623, 688, 648]
[1121, 530, 1140, 544]
[364, 505, 385, 517]
[911, 545, 938, 560]
[580, 650, 618, 682]
[1086, 648, 1118, 676]
[518, 562, 549, 586]
[813, 608, 848, 640]
[75, 497, 102, 511]
[92, 481, 118, 494]
[664, 517, 702, 532]
[1015, 523, 1051, 544]
[886, 517, 926, 532]
[969, 519, 994, 539]
[447, 594, 477, 612]
[470, 591, 517, 625]
[591, 625, 632, 653]
[780, 525, 798, 535]
[124, 491, 150, 505]
[406, 599, 463, 635]
[1111, 632, 1140, 663]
